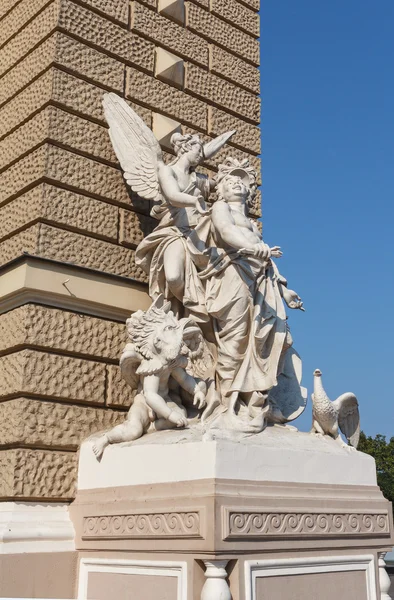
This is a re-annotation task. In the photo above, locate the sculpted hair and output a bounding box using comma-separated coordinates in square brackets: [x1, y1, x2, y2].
[126, 303, 174, 360]
[171, 132, 203, 157]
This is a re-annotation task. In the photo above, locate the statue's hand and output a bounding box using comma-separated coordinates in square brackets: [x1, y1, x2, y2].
[270, 245, 283, 258]
[194, 194, 210, 216]
[193, 381, 207, 409]
[282, 288, 305, 311]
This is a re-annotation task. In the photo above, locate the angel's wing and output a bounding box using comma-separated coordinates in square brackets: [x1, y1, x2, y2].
[103, 93, 163, 202]
[120, 343, 141, 392]
[333, 392, 360, 448]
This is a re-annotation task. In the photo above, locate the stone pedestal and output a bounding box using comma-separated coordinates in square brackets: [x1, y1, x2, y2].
[70, 426, 394, 600]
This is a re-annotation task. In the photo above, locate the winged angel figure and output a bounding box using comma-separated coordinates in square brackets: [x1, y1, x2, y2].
[103, 93, 234, 323]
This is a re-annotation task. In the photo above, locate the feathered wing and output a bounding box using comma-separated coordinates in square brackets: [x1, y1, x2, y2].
[103, 93, 163, 203]
[332, 392, 360, 448]
[120, 343, 141, 394]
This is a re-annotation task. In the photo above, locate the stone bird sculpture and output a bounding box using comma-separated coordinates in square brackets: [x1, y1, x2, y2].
[310, 369, 360, 449]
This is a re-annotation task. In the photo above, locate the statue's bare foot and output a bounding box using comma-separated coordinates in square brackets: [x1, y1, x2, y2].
[92, 435, 109, 461]
[168, 410, 188, 428]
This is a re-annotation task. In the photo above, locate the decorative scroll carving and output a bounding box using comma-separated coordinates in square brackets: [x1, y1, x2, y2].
[83, 512, 201, 539]
[224, 510, 390, 540]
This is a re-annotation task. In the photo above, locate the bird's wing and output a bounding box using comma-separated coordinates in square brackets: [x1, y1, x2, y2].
[103, 93, 163, 203]
[333, 392, 360, 448]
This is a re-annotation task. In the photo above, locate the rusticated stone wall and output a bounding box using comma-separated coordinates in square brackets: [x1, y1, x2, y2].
[0, 0, 260, 499]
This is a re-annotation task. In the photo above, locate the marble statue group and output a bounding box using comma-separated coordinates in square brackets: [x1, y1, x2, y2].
[92, 93, 359, 459]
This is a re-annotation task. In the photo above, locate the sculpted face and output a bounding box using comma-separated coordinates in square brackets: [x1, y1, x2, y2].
[221, 175, 248, 203]
[186, 140, 204, 166]
[154, 313, 184, 361]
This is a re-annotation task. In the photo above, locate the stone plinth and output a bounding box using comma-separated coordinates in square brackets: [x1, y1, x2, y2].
[70, 426, 394, 600]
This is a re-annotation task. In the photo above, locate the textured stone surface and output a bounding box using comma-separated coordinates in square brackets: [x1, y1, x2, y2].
[0, 0, 52, 48]
[106, 365, 135, 407]
[0, 2, 59, 78]
[0, 223, 147, 280]
[119, 209, 155, 248]
[0, 305, 127, 360]
[59, 0, 155, 73]
[0, 144, 132, 206]
[0, 398, 126, 448]
[185, 63, 260, 123]
[0, 224, 38, 263]
[0, 33, 125, 109]
[131, 1, 208, 67]
[249, 188, 262, 218]
[0, 0, 21, 20]
[126, 67, 208, 130]
[0, 106, 117, 172]
[76, 0, 129, 24]
[208, 107, 261, 155]
[237, 0, 259, 10]
[0, 350, 106, 404]
[0, 184, 119, 242]
[0, 448, 77, 499]
[210, 0, 259, 38]
[209, 45, 260, 94]
[0, 146, 47, 204]
[185, 2, 259, 65]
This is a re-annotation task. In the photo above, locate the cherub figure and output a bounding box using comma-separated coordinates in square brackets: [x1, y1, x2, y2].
[92, 300, 207, 460]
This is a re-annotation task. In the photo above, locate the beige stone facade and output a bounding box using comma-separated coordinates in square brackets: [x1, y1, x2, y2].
[0, 0, 261, 501]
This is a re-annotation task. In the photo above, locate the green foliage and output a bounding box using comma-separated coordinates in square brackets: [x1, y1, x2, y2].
[358, 431, 394, 509]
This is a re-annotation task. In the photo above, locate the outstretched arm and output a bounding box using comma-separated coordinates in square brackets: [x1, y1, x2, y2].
[172, 367, 206, 409]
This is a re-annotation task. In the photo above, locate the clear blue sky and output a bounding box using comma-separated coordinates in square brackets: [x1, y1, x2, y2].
[260, 0, 394, 438]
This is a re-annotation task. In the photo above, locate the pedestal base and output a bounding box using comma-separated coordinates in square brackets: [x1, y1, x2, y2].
[70, 426, 394, 600]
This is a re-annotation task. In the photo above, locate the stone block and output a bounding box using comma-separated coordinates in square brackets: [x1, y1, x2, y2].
[0, 0, 52, 48]
[0, 2, 60, 78]
[0, 106, 118, 172]
[0, 350, 106, 404]
[0, 222, 148, 280]
[0, 67, 129, 138]
[132, 2, 208, 67]
[74, 0, 129, 24]
[210, 0, 259, 38]
[0, 448, 77, 499]
[126, 67, 208, 130]
[184, 63, 260, 123]
[0, 0, 20, 20]
[0, 224, 38, 264]
[155, 47, 185, 89]
[0, 144, 132, 207]
[119, 209, 155, 248]
[0, 398, 126, 449]
[59, 0, 155, 73]
[208, 107, 261, 155]
[209, 45, 260, 94]
[0, 184, 119, 243]
[185, 2, 259, 66]
[0, 304, 126, 360]
[106, 365, 135, 407]
[0, 33, 125, 109]
[153, 113, 182, 150]
[158, 0, 185, 24]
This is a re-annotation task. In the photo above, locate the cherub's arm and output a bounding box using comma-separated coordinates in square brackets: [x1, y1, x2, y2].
[143, 374, 172, 420]
[171, 367, 207, 409]
[159, 166, 208, 215]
